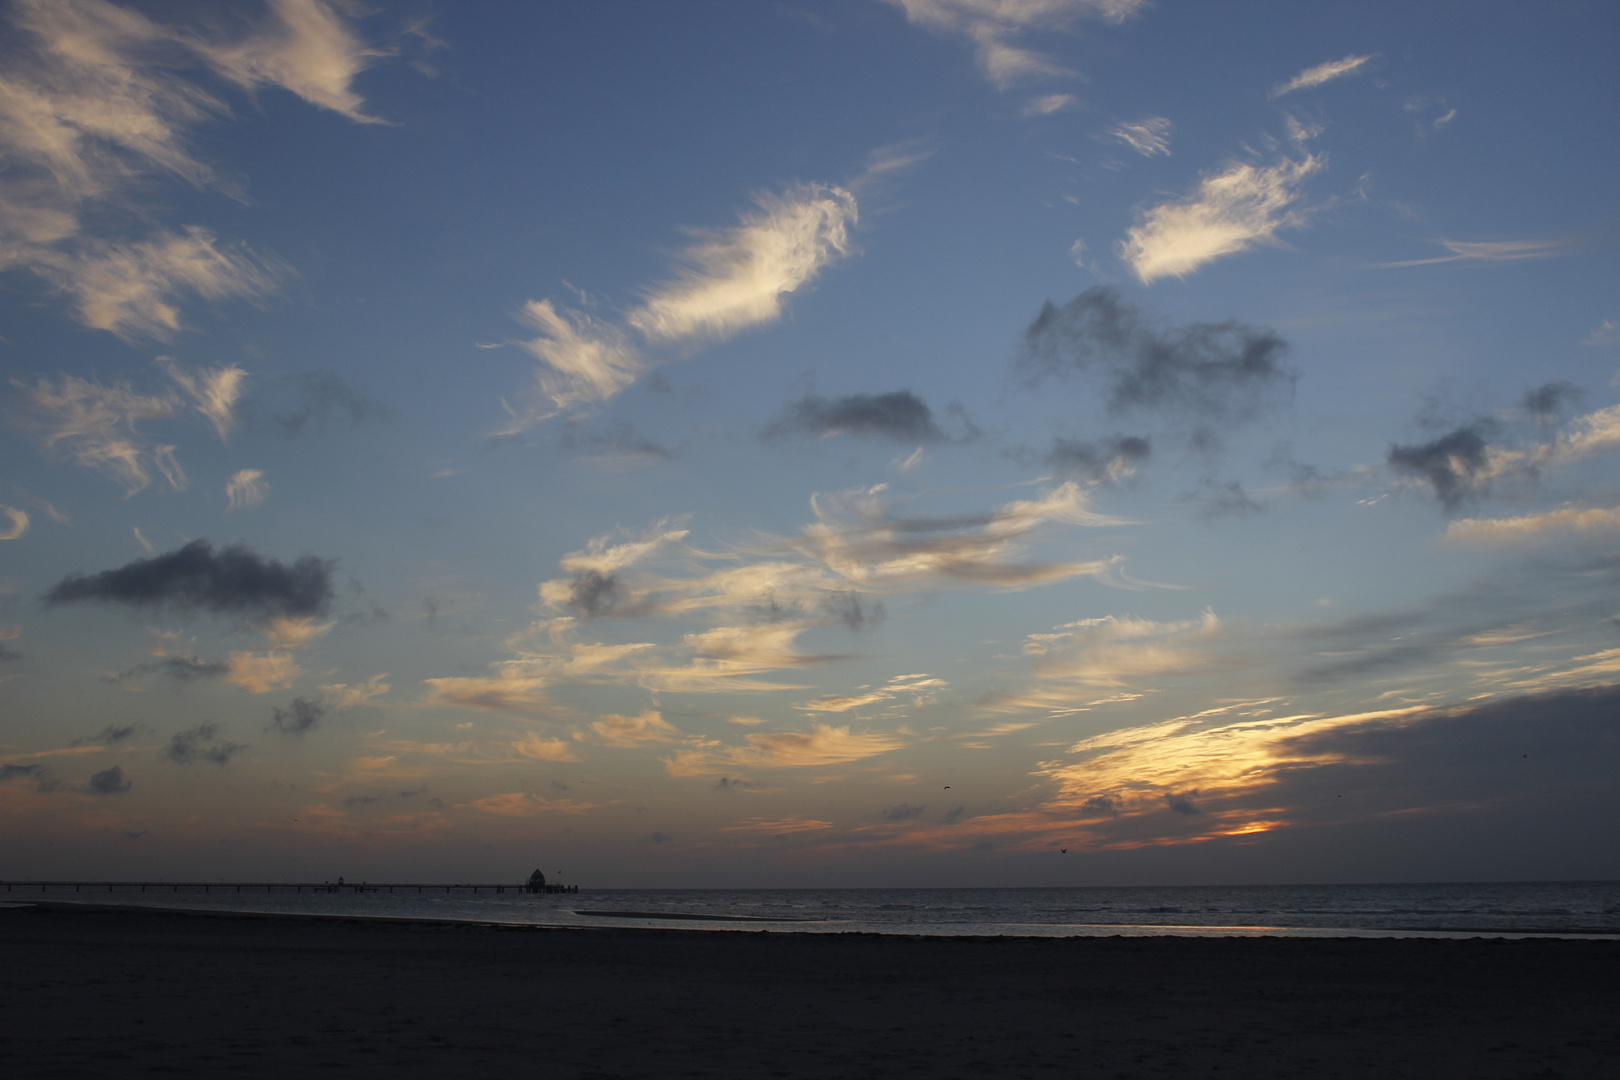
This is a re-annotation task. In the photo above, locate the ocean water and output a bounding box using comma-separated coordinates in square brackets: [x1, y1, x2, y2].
[8, 881, 1619, 939]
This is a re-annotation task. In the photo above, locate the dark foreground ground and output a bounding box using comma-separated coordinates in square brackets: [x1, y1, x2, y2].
[1, 903, 1615, 1079]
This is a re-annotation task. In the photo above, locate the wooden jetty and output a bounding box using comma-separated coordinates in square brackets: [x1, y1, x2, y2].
[2, 880, 578, 895]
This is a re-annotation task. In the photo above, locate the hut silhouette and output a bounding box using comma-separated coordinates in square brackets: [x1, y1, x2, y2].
[524, 869, 547, 893]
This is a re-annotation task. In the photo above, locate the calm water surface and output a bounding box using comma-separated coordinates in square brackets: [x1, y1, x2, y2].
[9, 881, 1619, 938]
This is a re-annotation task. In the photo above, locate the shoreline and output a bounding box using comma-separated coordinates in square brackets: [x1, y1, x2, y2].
[3, 902, 1616, 1078]
[7, 896, 1617, 940]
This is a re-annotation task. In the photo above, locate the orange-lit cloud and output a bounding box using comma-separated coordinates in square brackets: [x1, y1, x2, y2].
[664, 723, 906, 777]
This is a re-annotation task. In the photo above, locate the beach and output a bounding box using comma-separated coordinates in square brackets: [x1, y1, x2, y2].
[2, 903, 1614, 1079]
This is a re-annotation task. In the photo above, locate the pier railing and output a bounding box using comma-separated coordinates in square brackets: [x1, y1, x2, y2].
[2, 880, 578, 895]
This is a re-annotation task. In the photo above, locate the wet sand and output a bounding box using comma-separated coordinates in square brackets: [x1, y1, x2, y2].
[2, 902, 1615, 1079]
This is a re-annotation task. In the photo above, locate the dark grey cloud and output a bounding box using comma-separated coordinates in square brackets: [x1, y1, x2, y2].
[1183, 478, 1264, 519]
[88, 765, 131, 795]
[649, 831, 675, 844]
[107, 655, 230, 683]
[1166, 794, 1202, 816]
[73, 723, 144, 746]
[881, 803, 926, 822]
[561, 418, 673, 459]
[249, 372, 389, 435]
[0, 762, 60, 792]
[1045, 435, 1151, 483]
[46, 540, 335, 619]
[1079, 795, 1119, 818]
[1387, 422, 1498, 510]
[1521, 380, 1583, 424]
[715, 776, 749, 792]
[551, 568, 650, 619]
[163, 723, 245, 766]
[0, 642, 19, 662]
[1256, 685, 1620, 845]
[762, 391, 969, 443]
[270, 696, 326, 736]
[343, 793, 378, 806]
[1020, 287, 1296, 421]
[821, 590, 885, 631]
[942, 805, 966, 824]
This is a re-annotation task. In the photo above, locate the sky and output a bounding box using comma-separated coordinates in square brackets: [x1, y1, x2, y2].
[1, 0, 1618, 888]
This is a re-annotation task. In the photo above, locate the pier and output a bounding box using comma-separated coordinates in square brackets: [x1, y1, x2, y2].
[2, 880, 578, 895]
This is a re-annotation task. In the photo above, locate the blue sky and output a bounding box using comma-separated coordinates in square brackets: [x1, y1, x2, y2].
[2, 0, 1617, 887]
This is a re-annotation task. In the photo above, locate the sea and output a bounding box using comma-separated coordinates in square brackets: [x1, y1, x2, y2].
[7, 880, 1619, 939]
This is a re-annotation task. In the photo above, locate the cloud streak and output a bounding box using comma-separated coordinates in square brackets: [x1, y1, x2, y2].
[627, 183, 857, 344]
[1374, 237, 1579, 269]
[1118, 154, 1322, 282]
[665, 723, 905, 776]
[1270, 54, 1372, 97]
[503, 182, 859, 431]
[885, 0, 1146, 90]
[1109, 116, 1172, 157]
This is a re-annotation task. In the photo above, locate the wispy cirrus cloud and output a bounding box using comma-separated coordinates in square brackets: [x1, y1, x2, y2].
[627, 183, 858, 344]
[461, 792, 607, 817]
[320, 673, 390, 709]
[0, 505, 28, 540]
[1023, 92, 1077, 116]
[1270, 53, 1373, 98]
[795, 672, 947, 714]
[502, 182, 859, 431]
[580, 709, 686, 748]
[0, 0, 391, 337]
[429, 481, 1138, 714]
[719, 816, 835, 834]
[500, 299, 645, 429]
[11, 373, 183, 494]
[1445, 505, 1620, 546]
[225, 468, 268, 511]
[39, 227, 279, 342]
[185, 0, 390, 124]
[10, 360, 250, 493]
[1373, 236, 1579, 270]
[1109, 116, 1172, 157]
[665, 723, 906, 777]
[156, 357, 247, 440]
[1024, 610, 1222, 688]
[1118, 154, 1323, 283]
[884, 0, 1146, 90]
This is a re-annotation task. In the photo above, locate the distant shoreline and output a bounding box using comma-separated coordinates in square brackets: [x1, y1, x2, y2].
[8, 897, 1618, 939]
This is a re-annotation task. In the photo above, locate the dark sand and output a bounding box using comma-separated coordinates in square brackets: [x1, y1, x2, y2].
[2, 903, 1615, 1079]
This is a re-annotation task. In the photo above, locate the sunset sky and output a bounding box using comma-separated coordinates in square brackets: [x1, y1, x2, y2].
[2, 0, 1617, 887]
